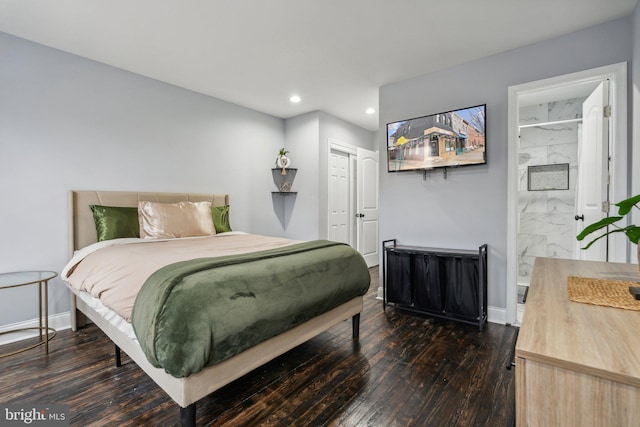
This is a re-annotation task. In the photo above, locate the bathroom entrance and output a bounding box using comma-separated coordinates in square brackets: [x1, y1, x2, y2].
[506, 62, 628, 325]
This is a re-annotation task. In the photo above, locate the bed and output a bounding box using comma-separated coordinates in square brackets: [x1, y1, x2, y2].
[63, 190, 370, 426]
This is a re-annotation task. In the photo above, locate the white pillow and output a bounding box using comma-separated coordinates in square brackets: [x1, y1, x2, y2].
[138, 201, 215, 239]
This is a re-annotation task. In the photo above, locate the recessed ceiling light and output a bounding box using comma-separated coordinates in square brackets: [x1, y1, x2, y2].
[366, 108, 376, 114]
[290, 95, 301, 103]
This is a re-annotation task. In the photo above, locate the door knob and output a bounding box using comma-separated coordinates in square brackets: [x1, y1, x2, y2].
[574, 214, 584, 221]
[355, 213, 365, 218]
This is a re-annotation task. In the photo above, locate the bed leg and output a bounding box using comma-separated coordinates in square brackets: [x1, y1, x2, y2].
[180, 403, 196, 427]
[352, 313, 360, 339]
[70, 294, 78, 332]
[115, 345, 122, 368]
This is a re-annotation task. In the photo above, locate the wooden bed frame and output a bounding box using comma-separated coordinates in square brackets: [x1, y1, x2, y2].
[67, 190, 364, 426]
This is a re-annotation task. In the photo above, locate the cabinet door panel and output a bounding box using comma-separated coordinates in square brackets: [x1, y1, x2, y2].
[413, 254, 444, 311]
[443, 257, 479, 318]
[386, 251, 412, 305]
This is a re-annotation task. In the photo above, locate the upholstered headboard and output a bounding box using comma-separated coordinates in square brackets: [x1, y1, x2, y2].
[69, 191, 229, 254]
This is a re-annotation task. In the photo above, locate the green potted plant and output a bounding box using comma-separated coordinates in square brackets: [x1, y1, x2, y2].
[577, 194, 640, 268]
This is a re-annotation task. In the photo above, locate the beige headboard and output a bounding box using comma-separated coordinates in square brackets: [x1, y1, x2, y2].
[69, 191, 229, 254]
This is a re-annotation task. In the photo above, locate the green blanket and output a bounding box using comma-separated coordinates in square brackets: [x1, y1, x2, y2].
[131, 240, 370, 378]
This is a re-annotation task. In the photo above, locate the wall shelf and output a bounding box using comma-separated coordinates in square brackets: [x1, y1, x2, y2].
[271, 168, 298, 193]
[271, 168, 298, 228]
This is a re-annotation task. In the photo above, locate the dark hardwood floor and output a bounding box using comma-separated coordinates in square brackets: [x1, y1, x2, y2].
[0, 267, 516, 426]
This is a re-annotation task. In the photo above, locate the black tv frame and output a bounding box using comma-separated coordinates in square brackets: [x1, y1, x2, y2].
[386, 104, 486, 174]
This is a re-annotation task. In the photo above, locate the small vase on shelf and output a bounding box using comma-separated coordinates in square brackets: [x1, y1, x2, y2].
[276, 148, 291, 175]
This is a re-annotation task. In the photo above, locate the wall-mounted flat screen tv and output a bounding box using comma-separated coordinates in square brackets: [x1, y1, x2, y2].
[387, 104, 486, 172]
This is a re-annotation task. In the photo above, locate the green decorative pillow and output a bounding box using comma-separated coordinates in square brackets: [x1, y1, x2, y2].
[90, 205, 140, 241]
[211, 205, 232, 233]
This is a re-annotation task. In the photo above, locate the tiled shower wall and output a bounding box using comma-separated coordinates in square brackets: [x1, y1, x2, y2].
[517, 97, 587, 285]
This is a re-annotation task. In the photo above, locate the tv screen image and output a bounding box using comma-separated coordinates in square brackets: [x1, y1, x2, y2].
[387, 104, 486, 172]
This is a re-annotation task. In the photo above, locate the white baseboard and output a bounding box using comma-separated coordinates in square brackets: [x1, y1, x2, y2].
[487, 306, 506, 325]
[0, 312, 71, 347]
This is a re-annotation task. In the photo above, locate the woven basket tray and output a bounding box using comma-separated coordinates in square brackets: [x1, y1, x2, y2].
[567, 276, 640, 311]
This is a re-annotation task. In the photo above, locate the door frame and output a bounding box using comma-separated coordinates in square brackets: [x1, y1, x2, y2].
[506, 62, 628, 325]
[328, 139, 357, 247]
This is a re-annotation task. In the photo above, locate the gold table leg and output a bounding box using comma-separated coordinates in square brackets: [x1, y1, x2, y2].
[0, 277, 56, 358]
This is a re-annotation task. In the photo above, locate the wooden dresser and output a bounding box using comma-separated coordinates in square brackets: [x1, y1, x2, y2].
[516, 257, 640, 426]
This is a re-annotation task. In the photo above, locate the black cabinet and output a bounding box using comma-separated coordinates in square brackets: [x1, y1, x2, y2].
[383, 239, 488, 330]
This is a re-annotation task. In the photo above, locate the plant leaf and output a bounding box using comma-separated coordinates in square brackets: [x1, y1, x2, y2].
[624, 226, 640, 244]
[616, 194, 640, 215]
[580, 233, 605, 250]
[580, 228, 629, 250]
[576, 216, 623, 241]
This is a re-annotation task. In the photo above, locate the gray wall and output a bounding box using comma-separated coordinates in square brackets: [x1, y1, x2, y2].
[282, 112, 321, 239]
[281, 111, 376, 240]
[0, 32, 288, 327]
[379, 15, 635, 312]
[0, 31, 375, 331]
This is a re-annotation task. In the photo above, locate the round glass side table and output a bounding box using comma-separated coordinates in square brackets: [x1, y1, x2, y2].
[0, 271, 57, 357]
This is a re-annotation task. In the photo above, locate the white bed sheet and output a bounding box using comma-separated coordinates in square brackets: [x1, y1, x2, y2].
[75, 288, 138, 341]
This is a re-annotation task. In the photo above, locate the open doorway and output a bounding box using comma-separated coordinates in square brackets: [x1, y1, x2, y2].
[328, 139, 379, 267]
[506, 62, 628, 325]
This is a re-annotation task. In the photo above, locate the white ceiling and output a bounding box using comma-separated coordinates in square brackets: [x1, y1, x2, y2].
[0, 0, 637, 131]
